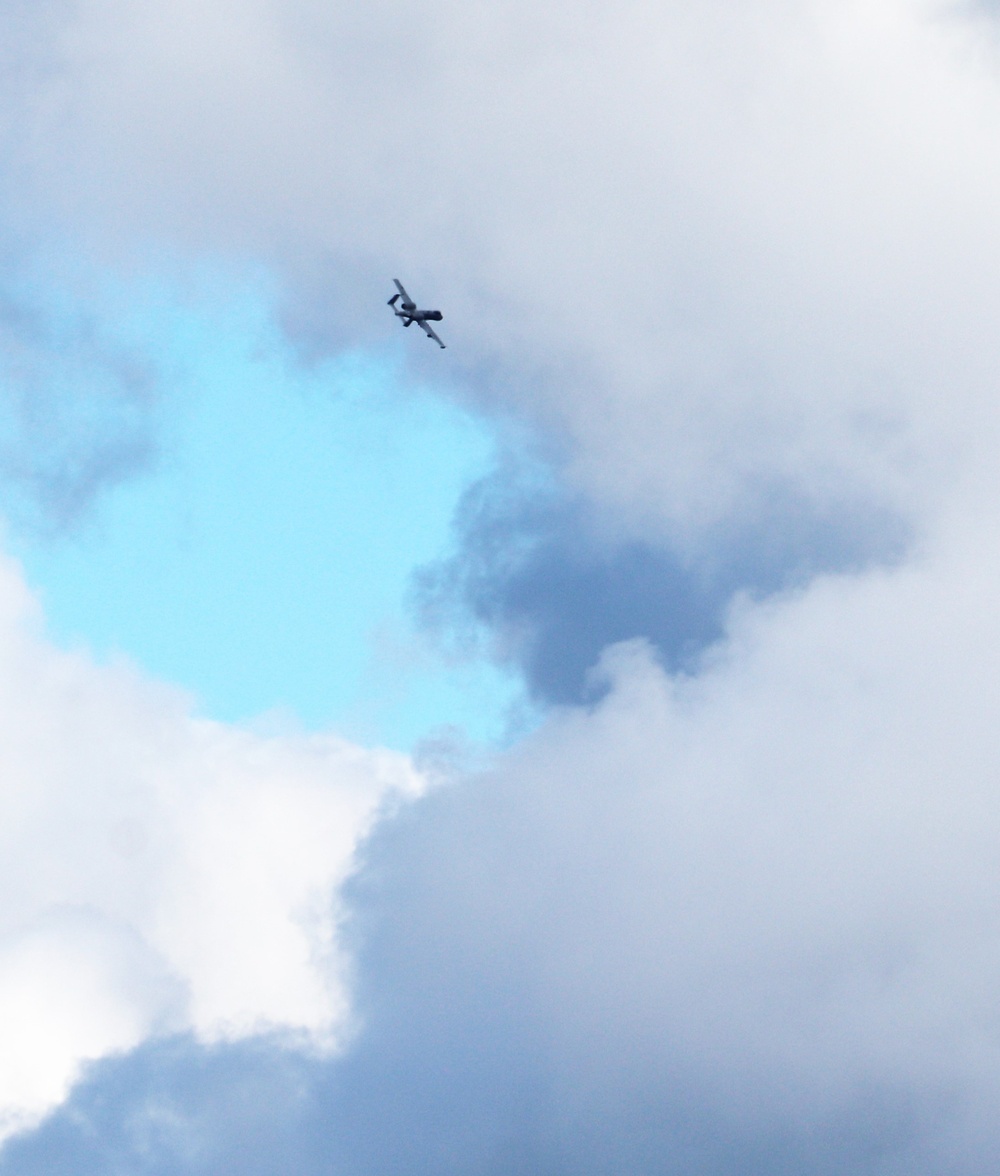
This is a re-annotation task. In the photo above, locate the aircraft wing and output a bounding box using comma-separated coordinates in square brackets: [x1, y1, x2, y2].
[392, 279, 411, 303]
[419, 320, 446, 348]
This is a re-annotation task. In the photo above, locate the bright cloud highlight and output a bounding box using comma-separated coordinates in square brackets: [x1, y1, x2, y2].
[0, 549, 420, 1141]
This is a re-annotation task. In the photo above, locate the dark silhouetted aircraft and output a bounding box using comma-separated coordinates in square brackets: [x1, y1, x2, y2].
[388, 279, 446, 348]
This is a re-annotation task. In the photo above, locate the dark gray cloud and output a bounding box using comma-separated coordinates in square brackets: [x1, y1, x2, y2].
[0, 1037, 330, 1176]
[0, 1020, 930, 1176]
[415, 464, 908, 704]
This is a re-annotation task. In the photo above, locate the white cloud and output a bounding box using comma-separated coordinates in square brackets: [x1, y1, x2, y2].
[6, 1, 1000, 545]
[0, 549, 420, 1140]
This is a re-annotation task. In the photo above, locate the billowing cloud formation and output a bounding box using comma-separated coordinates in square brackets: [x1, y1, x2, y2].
[0, 551, 419, 1142]
[338, 521, 1000, 1175]
[5, 0, 1000, 545]
[11, 521, 1000, 1174]
[4, 0, 1000, 1172]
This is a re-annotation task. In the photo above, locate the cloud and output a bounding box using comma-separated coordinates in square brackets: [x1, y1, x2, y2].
[11, 519, 1000, 1173]
[5, 0, 1000, 545]
[0, 277, 159, 533]
[316, 532, 1000, 1174]
[3, 1, 1000, 1172]
[415, 461, 908, 704]
[0, 1036, 332, 1176]
[0, 550, 420, 1142]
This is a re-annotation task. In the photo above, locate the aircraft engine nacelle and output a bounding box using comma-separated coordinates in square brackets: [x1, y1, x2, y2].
[424, 310, 443, 321]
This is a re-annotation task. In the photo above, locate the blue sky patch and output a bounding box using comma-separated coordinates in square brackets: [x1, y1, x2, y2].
[3, 264, 523, 749]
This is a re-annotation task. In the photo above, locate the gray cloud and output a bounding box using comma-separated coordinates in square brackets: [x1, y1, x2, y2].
[8, 547, 1000, 1175]
[12, 525, 1000, 1174]
[2, 3, 1000, 1173]
[415, 463, 908, 704]
[0, 1036, 330, 1176]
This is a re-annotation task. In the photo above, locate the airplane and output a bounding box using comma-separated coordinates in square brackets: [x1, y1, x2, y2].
[388, 279, 446, 348]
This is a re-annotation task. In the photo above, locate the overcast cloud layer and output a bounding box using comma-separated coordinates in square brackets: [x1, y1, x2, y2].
[2, 0, 1000, 1173]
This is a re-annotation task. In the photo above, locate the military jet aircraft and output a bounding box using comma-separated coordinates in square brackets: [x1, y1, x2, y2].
[388, 279, 446, 348]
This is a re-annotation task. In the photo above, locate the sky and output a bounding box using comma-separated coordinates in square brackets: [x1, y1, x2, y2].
[0, 261, 520, 748]
[4, 0, 1000, 1172]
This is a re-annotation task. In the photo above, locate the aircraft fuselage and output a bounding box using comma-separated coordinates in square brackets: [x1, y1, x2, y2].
[396, 308, 443, 321]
